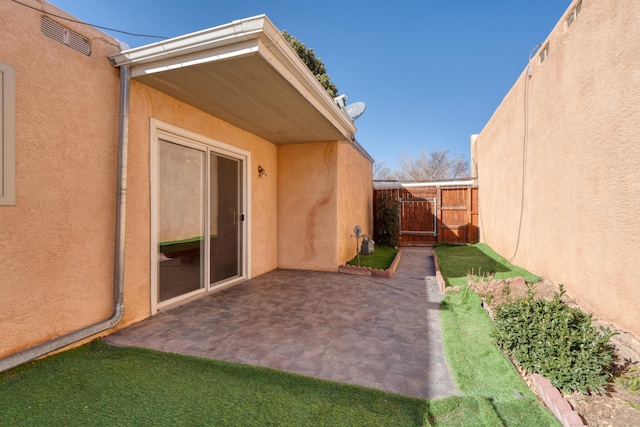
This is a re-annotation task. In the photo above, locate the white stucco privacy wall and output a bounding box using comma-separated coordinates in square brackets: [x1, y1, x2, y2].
[473, 0, 640, 338]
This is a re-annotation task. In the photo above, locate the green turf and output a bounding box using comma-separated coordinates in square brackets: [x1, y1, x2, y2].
[0, 338, 559, 426]
[0, 340, 427, 427]
[438, 282, 560, 425]
[346, 245, 398, 269]
[425, 396, 504, 426]
[434, 243, 557, 425]
[433, 243, 540, 288]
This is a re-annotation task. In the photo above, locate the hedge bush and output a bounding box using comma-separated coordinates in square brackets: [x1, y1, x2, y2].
[492, 285, 616, 394]
[374, 196, 399, 248]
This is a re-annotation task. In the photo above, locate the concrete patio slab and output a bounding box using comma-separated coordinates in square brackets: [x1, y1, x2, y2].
[105, 247, 459, 399]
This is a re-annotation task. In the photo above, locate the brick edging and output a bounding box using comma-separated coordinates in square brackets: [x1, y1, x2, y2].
[338, 249, 403, 278]
[432, 252, 448, 293]
[531, 374, 586, 427]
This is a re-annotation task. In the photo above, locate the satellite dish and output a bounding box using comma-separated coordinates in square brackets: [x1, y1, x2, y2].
[345, 102, 366, 121]
[353, 225, 362, 235]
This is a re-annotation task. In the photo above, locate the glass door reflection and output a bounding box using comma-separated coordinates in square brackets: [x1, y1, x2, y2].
[157, 139, 205, 302]
[209, 153, 243, 285]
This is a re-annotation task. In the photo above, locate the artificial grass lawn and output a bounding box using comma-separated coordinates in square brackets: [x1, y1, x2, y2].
[436, 243, 560, 426]
[433, 243, 540, 288]
[0, 340, 425, 427]
[439, 288, 559, 426]
[1, 339, 557, 427]
[346, 245, 398, 269]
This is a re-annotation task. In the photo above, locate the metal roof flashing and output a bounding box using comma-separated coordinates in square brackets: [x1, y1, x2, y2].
[108, 15, 357, 144]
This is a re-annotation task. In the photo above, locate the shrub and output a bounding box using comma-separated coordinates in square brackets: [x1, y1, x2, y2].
[492, 285, 616, 394]
[375, 196, 399, 247]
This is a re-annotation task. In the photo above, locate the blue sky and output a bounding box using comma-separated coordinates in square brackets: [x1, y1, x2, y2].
[49, 0, 572, 171]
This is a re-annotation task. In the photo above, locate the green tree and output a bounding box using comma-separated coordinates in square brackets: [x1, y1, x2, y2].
[281, 31, 339, 98]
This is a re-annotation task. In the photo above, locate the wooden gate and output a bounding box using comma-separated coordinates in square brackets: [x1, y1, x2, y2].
[439, 187, 479, 244]
[399, 197, 437, 246]
[374, 184, 478, 246]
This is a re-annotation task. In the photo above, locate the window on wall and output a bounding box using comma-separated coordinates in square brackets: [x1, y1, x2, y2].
[567, 1, 582, 28]
[539, 44, 550, 64]
[0, 62, 16, 206]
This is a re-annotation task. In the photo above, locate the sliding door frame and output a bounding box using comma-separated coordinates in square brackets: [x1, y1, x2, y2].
[150, 119, 251, 313]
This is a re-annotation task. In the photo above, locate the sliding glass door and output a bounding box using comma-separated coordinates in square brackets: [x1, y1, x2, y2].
[209, 153, 243, 284]
[156, 134, 245, 307]
[158, 140, 206, 302]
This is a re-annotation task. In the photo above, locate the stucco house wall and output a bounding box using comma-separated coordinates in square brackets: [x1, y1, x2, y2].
[473, 0, 640, 337]
[0, 0, 121, 358]
[277, 140, 373, 271]
[122, 81, 280, 325]
[277, 142, 340, 271]
[1, 1, 374, 366]
[337, 142, 374, 263]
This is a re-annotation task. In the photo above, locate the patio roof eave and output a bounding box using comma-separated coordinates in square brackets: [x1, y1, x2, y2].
[108, 15, 357, 145]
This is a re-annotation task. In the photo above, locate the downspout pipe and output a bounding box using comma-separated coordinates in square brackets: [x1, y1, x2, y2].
[0, 65, 130, 373]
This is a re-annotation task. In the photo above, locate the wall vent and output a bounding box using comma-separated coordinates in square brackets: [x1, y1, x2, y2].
[41, 16, 91, 56]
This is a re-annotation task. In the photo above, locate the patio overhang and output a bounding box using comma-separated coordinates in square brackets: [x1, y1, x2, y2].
[108, 15, 357, 144]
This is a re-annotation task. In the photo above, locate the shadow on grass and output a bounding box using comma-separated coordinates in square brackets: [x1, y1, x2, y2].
[0, 340, 426, 427]
[2, 337, 558, 426]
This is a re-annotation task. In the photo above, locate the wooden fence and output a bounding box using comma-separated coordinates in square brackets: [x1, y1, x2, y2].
[374, 185, 478, 246]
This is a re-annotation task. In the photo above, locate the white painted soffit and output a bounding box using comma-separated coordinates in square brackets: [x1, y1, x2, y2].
[109, 15, 357, 144]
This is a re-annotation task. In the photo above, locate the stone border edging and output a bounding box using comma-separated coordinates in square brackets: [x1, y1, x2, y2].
[338, 249, 403, 278]
[531, 373, 586, 427]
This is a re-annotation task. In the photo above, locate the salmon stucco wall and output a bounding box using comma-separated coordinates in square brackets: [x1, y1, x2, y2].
[1, 0, 371, 362]
[474, 0, 640, 337]
[337, 143, 373, 264]
[121, 82, 279, 325]
[277, 142, 339, 271]
[0, 1, 121, 358]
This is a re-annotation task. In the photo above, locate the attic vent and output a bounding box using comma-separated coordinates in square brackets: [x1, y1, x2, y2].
[41, 16, 91, 56]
